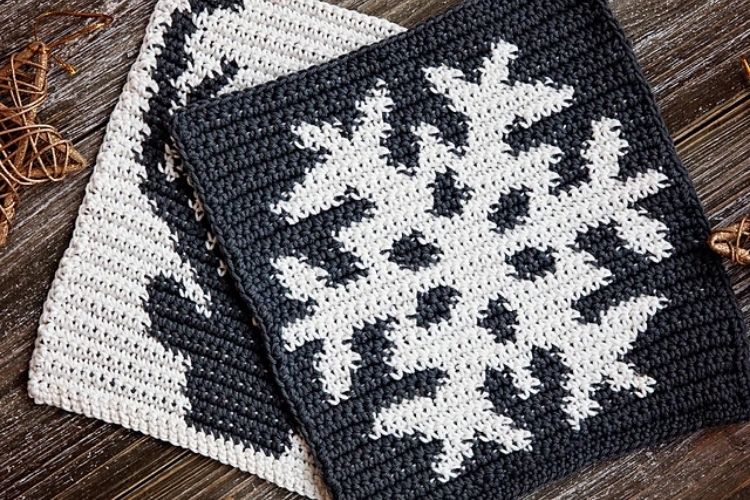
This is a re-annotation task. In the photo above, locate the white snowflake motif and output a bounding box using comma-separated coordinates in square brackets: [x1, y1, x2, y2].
[271, 41, 672, 481]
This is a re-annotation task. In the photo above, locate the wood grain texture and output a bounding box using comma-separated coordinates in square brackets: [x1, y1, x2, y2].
[0, 0, 749, 498]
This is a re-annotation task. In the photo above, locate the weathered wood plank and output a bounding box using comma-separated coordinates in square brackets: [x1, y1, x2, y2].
[534, 424, 750, 499]
[613, 0, 750, 137]
[1, 0, 749, 498]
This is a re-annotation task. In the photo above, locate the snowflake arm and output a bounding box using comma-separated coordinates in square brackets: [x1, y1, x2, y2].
[424, 41, 575, 136]
[584, 118, 672, 261]
[372, 381, 532, 482]
[560, 293, 664, 429]
[273, 84, 394, 224]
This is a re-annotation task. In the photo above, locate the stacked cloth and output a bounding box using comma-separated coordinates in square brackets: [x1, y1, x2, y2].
[30, 0, 750, 499]
[29, 0, 401, 497]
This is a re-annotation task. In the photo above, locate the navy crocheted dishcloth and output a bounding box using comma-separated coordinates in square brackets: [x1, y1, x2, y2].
[173, 0, 750, 498]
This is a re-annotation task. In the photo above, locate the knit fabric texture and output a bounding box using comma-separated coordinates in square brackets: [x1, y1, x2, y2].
[173, 0, 750, 498]
[27, 0, 401, 497]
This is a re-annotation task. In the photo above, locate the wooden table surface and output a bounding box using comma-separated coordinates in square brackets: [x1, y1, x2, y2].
[1, 0, 749, 498]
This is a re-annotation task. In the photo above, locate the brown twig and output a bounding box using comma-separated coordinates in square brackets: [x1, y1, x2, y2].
[0, 11, 111, 247]
[708, 217, 750, 265]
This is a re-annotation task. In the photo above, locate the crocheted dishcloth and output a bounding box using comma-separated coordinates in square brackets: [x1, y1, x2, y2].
[173, 0, 750, 498]
[27, 0, 401, 497]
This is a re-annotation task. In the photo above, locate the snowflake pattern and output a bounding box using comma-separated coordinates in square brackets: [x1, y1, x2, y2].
[267, 41, 672, 481]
